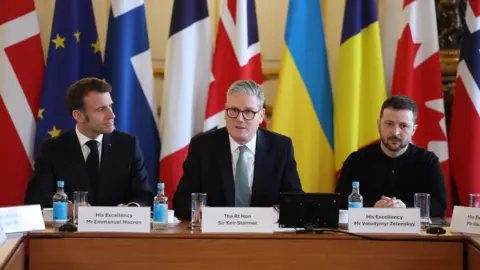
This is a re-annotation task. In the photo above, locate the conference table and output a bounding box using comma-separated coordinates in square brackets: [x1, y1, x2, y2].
[470, 236, 480, 269]
[0, 234, 24, 270]
[1, 222, 479, 269]
[24, 222, 476, 270]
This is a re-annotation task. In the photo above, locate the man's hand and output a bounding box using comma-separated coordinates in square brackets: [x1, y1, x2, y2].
[374, 196, 406, 208]
[390, 198, 406, 208]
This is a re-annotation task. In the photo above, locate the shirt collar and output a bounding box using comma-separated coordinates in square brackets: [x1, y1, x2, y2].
[75, 125, 103, 147]
[229, 133, 256, 155]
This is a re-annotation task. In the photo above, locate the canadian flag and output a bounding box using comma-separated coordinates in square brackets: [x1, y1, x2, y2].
[204, 0, 264, 131]
[391, 0, 451, 213]
[0, 0, 44, 206]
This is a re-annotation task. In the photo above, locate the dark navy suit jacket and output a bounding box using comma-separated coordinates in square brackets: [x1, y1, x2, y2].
[173, 127, 303, 220]
[24, 129, 154, 207]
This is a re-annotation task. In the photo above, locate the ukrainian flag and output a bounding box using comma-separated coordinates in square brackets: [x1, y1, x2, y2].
[334, 0, 386, 172]
[271, 0, 334, 192]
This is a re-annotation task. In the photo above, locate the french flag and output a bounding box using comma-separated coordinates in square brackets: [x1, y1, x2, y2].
[204, 0, 264, 131]
[104, 0, 160, 192]
[160, 0, 212, 202]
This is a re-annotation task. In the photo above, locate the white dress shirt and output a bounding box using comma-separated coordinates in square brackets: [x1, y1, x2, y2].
[75, 126, 103, 165]
[229, 134, 256, 192]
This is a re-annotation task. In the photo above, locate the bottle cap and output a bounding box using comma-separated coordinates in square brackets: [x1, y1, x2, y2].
[57, 181, 64, 187]
[158, 182, 165, 189]
[352, 181, 359, 187]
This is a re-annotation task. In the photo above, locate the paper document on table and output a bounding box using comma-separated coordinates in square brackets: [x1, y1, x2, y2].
[0, 228, 6, 247]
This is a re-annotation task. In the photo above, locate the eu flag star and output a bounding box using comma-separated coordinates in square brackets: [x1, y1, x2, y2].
[91, 39, 100, 54]
[47, 125, 62, 137]
[37, 108, 45, 120]
[74, 30, 81, 43]
[52, 34, 66, 49]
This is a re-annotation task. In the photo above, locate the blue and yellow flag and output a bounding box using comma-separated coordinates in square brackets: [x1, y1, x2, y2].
[334, 0, 386, 172]
[271, 0, 334, 192]
[34, 0, 103, 155]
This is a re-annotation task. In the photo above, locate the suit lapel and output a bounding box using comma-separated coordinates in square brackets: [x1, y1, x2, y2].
[100, 133, 112, 169]
[99, 133, 114, 185]
[217, 129, 235, 206]
[251, 129, 272, 206]
[63, 130, 90, 191]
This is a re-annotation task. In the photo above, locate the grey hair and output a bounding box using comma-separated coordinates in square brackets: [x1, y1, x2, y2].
[226, 80, 265, 110]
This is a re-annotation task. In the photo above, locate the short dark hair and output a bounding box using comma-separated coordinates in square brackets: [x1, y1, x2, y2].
[380, 95, 418, 123]
[65, 77, 112, 115]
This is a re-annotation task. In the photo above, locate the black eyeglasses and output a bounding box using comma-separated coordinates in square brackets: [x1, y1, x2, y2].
[225, 108, 261, 120]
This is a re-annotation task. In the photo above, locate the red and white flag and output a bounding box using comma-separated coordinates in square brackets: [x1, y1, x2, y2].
[0, 0, 44, 206]
[391, 0, 451, 213]
[160, 0, 212, 202]
[204, 0, 264, 131]
[450, 0, 480, 206]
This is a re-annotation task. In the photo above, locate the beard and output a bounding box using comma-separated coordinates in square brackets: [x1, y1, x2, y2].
[381, 135, 409, 152]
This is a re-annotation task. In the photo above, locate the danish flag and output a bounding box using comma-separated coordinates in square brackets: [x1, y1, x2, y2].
[204, 0, 264, 131]
[391, 0, 451, 213]
[450, 0, 480, 207]
[0, 0, 44, 206]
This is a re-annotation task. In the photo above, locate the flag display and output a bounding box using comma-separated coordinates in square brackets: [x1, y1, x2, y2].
[271, 0, 334, 192]
[0, 0, 44, 206]
[391, 0, 451, 213]
[449, 0, 480, 206]
[34, 0, 103, 154]
[204, 0, 263, 131]
[334, 0, 387, 173]
[160, 0, 212, 203]
[104, 0, 159, 192]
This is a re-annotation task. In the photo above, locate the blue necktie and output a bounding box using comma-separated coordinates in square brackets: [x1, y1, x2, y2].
[235, 146, 250, 207]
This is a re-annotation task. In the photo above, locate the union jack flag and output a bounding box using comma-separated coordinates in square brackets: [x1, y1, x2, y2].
[204, 0, 264, 131]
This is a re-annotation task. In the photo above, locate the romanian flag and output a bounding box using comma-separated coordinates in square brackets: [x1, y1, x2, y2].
[334, 0, 386, 172]
[271, 0, 334, 192]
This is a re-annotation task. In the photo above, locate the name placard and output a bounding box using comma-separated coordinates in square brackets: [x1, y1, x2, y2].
[0, 228, 6, 247]
[450, 206, 480, 234]
[78, 206, 150, 233]
[348, 208, 420, 234]
[0, 205, 45, 233]
[202, 207, 274, 233]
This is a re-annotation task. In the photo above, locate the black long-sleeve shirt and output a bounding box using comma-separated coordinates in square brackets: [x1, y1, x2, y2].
[335, 142, 447, 217]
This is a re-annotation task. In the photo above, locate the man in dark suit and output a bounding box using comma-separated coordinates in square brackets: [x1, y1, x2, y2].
[25, 78, 153, 209]
[173, 80, 303, 220]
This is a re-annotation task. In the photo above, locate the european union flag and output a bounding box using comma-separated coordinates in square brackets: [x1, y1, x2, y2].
[34, 0, 103, 156]
[104, 1, 160, 192]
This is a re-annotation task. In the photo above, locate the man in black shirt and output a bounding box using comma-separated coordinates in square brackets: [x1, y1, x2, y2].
[335, 95, 447, 217]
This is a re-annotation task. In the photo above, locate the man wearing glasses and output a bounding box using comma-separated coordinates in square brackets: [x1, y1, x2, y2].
[173, 80, 303, 220]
